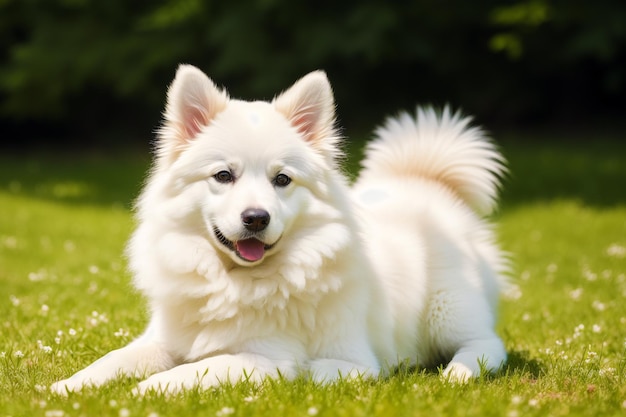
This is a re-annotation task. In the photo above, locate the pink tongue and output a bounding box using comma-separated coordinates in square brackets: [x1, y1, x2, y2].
[236, 238, 265, 261]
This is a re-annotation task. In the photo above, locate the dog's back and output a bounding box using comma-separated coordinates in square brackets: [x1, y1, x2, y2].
[353, 107, 508, 381]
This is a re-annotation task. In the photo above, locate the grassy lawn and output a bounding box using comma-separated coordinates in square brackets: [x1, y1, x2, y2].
[1, 135, 625, 416]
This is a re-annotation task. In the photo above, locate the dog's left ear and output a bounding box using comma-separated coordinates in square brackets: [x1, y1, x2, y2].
[273, 71, 338, 148]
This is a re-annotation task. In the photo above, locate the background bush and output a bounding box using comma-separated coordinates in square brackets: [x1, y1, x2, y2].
[1, 0, 625, 147]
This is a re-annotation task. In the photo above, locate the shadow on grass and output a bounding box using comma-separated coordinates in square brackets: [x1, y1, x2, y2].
[0, 151, 151, 208]
[387, 348, 544, 383]
[1, 136, 625, 208]
[498, 137, 626, 208]
[501, 350, 544, 379]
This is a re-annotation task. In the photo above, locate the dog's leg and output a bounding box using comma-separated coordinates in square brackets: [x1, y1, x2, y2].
[442, 334, 506, 382]
[309, 330, 381, 382]
[425, 283, 507, 383]
[50, 342, 175, 394]
[134, 352, 299, 395]
[50, 322, 175, 394]
[309, 358, 380, 382]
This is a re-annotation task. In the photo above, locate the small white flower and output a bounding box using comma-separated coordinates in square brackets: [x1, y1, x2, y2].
[14, 350, 24, 358]
[88, 311, 109, 326]
[87, 282, 99, 294]
[68, 328, 77, 336]
[592, 301, 606, 312]
[606, 244, 626, 258]
[28, 270, 47, 281]
[528, 398, 539, 407]
[510, 395, 523, 405]
[504, 284, 522, 300]
[119, 408, 130, 417]
[3, 235, 17, 248]
[114, 328, 130, 338]
[599, 367, 615, 376]
[583, 267, 597, 281]
[72, 402, 80, 410]
[37, 340, 53, 353]
[592, 324, 602, 333]
[569, 288, 583, 300]
[10, 295, 20, 307]
[64, 240, 76, 252]
[44, 410, 64, 417]
[216, 407, 235, 416]
[307, 407, 319, 416]
[88, 265, 100, 274]
[109, 400, 118, 408]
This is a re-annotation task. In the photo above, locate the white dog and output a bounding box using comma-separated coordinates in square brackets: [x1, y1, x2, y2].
[51, 65, 507, 395]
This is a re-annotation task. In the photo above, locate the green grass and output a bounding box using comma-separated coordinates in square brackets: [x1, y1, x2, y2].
[1, 136, 626, 416]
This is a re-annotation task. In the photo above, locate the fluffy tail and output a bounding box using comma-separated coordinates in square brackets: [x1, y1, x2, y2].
[359, 106, 506, 215]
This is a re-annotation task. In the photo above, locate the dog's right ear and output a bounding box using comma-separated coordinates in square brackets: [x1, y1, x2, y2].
[157, 65, 229, 162]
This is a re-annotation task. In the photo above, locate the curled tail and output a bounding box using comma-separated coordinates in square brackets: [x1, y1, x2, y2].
[359, 106, 506, 215]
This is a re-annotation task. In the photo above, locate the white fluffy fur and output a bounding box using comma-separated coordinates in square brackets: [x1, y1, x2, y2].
[51, 65, 507, 395]
[353, 107, 508, 380]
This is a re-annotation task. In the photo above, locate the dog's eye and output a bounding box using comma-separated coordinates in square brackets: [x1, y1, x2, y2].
[214, 170, 234, 183]
[273, 173, 292, 187]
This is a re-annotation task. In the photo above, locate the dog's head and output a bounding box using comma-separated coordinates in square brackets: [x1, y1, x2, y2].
[151, 65, 342, 266]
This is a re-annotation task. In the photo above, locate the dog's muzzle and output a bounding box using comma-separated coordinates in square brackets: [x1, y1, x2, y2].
[212, 208, 280, 263]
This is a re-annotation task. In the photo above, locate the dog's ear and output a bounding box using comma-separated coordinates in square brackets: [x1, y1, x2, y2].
[157, 65, 228, 161]
[273, 71, 338, 147]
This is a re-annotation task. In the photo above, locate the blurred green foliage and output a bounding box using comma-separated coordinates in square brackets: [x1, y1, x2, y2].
[1, 0, 625, 145]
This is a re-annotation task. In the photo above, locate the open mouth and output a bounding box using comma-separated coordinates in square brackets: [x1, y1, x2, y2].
[213, 227, 278, 262]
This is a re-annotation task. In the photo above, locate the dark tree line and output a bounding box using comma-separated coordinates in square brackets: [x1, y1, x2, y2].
[1, 0, 625, 146]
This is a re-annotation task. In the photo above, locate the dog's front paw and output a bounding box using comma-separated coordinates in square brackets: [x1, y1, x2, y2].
[309, 358, 378, 383]
[50, 376, 91, 396]
[133, 375, 181, 396]
[133, 365, 215, 396]
[442, 362, 475, 383]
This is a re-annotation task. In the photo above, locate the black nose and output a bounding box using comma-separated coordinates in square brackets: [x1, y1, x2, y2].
[241, 208, 270, 232]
